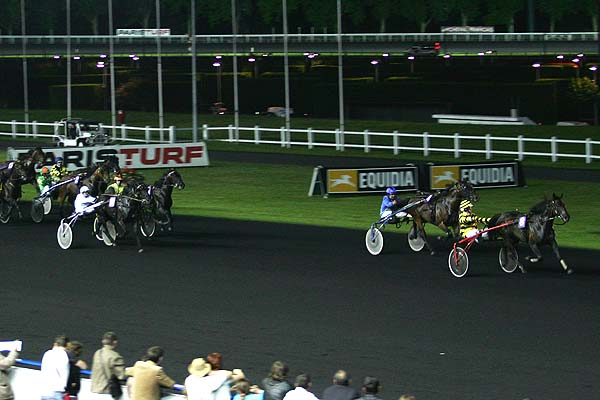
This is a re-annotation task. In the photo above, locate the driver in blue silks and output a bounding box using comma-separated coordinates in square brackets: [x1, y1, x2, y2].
[380, 186, 410, 221]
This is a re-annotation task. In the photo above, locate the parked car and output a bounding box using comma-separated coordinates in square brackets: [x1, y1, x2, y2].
[407, 42, 441, 56]
[53, 118, 110, 147]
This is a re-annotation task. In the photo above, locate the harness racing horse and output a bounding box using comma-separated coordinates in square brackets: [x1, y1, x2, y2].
[0, 162, 29, 223]
[96, 181, 153, 252]
[488, 193, 572, 274]
[54, 156, 121, 216]
[408, 180, 479, 255]
[14, 147, 45, 194]
[151, 168, 185, 231]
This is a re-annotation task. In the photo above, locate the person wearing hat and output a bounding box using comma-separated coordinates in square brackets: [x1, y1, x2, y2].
[74, 185, 97, 214]
[105, 174, 125, 196]
[185, 356, 245, 400]
[458, 199, 490, 240]
[380, 187, 410, 222]
[50, 156, 68, 184]
[37, 166, 53, 194]
[90, 331, 126, 399]
[125, 346, 176, 400]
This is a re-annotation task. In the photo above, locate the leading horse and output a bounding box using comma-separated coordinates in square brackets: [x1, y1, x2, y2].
[488, 193, 572, 274]
[150, 168, 185, 232]
[408, 179, 479, 255]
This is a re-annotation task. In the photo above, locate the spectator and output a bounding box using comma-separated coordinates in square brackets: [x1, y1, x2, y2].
[40, 335, 70, 400]
[232, 378, 265, 400]
[0, 341, 20, 400]
[398, 396, 415, 400]
[185, 353, 245, 400]
[282, 374, 319, 400]
[65, 340, 88, 399]
[91, 331, 126, 399]
[357, 377, 383, 400]
[125, 346, 176, 400]
[322, 370, 359, 400]
[262, 361, 293, 400]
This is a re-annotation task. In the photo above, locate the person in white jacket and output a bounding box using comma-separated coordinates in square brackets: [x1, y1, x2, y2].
[74, 186, 96, 214]
[40, 335, 70, 400]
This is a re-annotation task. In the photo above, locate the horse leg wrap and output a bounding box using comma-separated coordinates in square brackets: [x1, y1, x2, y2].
[560, 259, 569, 271]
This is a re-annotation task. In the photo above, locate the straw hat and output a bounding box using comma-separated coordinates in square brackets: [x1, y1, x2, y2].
[188, 358, 212, 378]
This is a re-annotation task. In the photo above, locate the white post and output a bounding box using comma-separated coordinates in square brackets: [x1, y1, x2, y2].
[364, 129, 369, 153]
[517, 135, 524, 161]
[339, 128, 345, 151]
[169, 125, 176, 143]
[423, 131, 429, 157]
[145, 126, 151, 143]
[32, 121, 38, 138]
[11, 120, 17, 139]
[202, 124, 209, 141]
[280, 126, 286, 147]
[228, 124, 234, 142]
[586, 138, 591, 164]
[307, 127, 313, 149]
[121, 124, 127, 141]
[453, 132, 460, 158]
[393, 130, 399, 155]
[254, 125, 260, 144]
[550, 136, 557, 162]
[485, 134, 491, 159]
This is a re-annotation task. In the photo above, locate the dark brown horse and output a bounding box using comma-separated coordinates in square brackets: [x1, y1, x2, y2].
[488, 193, 572, 274]
[0, 162, 29, 223]
[151, 168, 185, 232]
[15, 147, 46, 194]
[408, 179, 479, 255]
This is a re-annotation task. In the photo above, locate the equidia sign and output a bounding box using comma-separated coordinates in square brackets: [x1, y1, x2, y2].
[429, 161, 521, 190]
[326, 166, 418, 194]
[8, 142, 209, 170]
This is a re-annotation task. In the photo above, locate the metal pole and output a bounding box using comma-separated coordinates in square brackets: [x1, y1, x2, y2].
[20, 0, 29, 133]
[191, 0, 198, 142]
[231, 0, 239, 136]
[282, 0, 291, 135]
[108, 0, 117, 134]
[66, 0, 71, 119]
[156, 0, 164, 131]
[527, 0, 535, 32]
[336, 0, 344, 135]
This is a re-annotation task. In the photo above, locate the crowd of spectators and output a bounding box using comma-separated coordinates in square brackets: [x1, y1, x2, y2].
[1, 333, 417, 400]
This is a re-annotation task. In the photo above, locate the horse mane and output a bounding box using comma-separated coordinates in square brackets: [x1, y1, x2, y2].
[529, 199, 549, 215]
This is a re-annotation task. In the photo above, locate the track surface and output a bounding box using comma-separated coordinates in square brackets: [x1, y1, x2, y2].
[2, 208, 600, 399]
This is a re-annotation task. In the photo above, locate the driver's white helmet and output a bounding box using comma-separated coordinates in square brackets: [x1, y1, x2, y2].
[79, 186, 90, 194]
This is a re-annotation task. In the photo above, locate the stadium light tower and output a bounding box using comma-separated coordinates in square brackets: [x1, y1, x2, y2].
[20, 0, 29, 133]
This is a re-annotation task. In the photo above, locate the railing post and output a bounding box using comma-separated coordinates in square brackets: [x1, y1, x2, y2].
[485, 134, 492, 159]
[517, 135, 524, 161]
[280, 127, 286, 147]
[254, 125, 260, 144]
[169, 126, 176, 143]
[32, 121, 38, 138]
[307, 127, 313, 149]
[423, 131, 429, 157]
[586, 138, 591, 164]
[393, 130, 399, 155]
[340, 128, 345, 152]
[453, 132, 460, 158]
[335, 129, 340, 151]
[202, 124, 209, 141]
[11, 120, 17, 139]
[551, 136, 557, 162]
[364, 129, 370, 153]
[145, 126, 151, 143]
[159, 126, 164, 143]
[286, 128, 291, 148]
[228, 124, 234, 142]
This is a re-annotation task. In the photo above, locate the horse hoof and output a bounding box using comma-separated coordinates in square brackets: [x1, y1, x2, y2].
[566, 268, 574, 275]
[519, 265, 527, 274]
[430, 250, 436, 256]
[138, 248, 144, 253]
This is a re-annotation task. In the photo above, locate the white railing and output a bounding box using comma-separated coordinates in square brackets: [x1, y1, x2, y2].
[1, 120, 598, 163]
[0, 120, 175, 144]
[198, 124, 599, 164]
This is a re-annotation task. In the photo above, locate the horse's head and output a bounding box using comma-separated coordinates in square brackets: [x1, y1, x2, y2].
[454, 179, 479, 202]
[31, 147, 46, 167]
[165, 168, 185, 190]
[103, 155, 121, 174]
[8, 161, 29, 183]
[548, 193, 570, 223]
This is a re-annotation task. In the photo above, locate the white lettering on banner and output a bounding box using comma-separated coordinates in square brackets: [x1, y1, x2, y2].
[461, 166, 515, 185]
[7, 143, 209, 170]
[358, 171, 415, 189]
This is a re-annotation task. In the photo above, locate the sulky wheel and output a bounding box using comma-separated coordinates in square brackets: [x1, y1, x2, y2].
[499, 246, 519, 274]
[101, 221, 117, 246]
[365, 227, 384, 256]
[57, 222, 73, 250]
[407, 224, 425, 252]
[448, 246, 469, 278]
[31, 199, 45, 223]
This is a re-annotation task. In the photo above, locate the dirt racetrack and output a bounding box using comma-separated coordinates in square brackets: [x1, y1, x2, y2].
[2, 207, 600, 400]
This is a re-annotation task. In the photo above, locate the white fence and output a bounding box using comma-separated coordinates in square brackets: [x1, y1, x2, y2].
[1, 120, 598, 163]
[198, 124, 599, 164]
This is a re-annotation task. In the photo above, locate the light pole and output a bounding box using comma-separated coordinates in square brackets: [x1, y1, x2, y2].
[572, 57, 581, 78]
[108, 0, 116, 135]
[589, 65, 598, 82]
[191, 0, 198, 141]
[336, 0, 345, 135]
[20, 0, 29, 133]
[213, 59, 222, 104]
[532, 63, 541, 80]
[408, 56, 415, 74]
[66, 0, 71, 119]
[371, 60, 380, 82]
[155, 0, 164, 132]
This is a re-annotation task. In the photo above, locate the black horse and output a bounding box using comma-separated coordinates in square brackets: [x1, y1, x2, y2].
[408, 179, 479, 255]
[96, 181, 152, 252]
[151, 168, 185, 231]
[0, 162, 29, 223]
[15, 146, 46, 194]
[488, 193, 572, 274]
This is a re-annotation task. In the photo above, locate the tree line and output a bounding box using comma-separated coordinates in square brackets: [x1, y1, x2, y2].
[0, 0, 597, 36]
